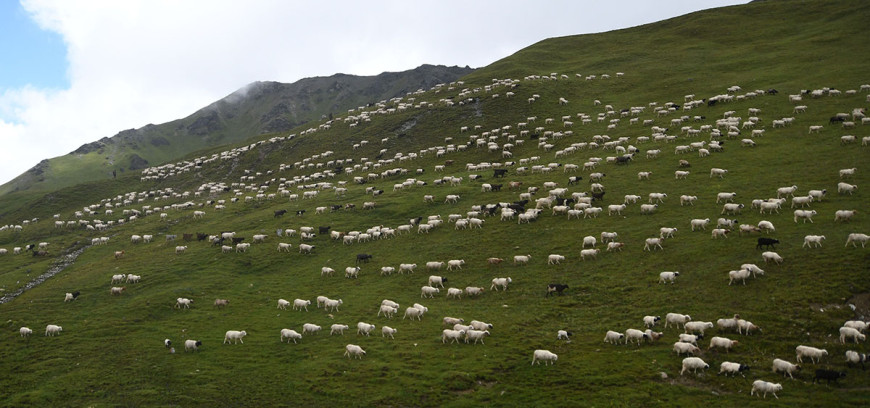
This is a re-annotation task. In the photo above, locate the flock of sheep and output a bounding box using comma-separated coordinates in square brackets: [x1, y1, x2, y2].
[3, 70, 869, 399]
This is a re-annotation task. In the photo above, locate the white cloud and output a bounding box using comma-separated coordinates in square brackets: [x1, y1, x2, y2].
[0, 0, 745, 185]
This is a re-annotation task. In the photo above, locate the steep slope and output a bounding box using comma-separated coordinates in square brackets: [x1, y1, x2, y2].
[0, 64, 475, 199]
[1, 1, 869, 406]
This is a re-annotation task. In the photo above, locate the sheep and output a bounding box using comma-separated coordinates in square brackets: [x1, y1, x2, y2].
[803, 235, 826, 248]
[737, 319, 760, 335]
[428, 275, 447, 288]
[728, 269, 751, 285]
[711, 228, 730, 239]
[111, 286, 126, 295]
[20, 327, 32, 337]
[685, 321, 714, 335]
[213, 299, 229, 308]
[846, 233, 870, 247]
[793, 209, 817, 223]
[399, 263, 417, 274]
[844, 320, 869, 332]
[640, 204, 658, 214]
[330, 324, 349, 335]
[324, 298, 343, 312]
[846, 350, 869, 368]
[777, 185, 798, 198]
[665, 313, 692, 329]
[293, 299, 311, 311]
[531, 349, 558, 365]
[126, 274, 141, 284]
[757, 220, 776, 233]
[679, 195, 698, 206]
[491, 277, 512, 291]
[442, 329, 466, 344]
[277, 299, 291, 310]
[721, 203, 744, 215]
[580, 248, 600, 260]
[710, 168, 728, 178]
[223, 330, 247, 344]
[44, 324, 63, 336]
[680, 357, 709, 375]
[582, 236, 597, 248]
[357, 322, 376, 335]
[344, 344, 366, 359]
[604, 330, 624, 344]
[421, 286, 440, 298]
[772, 358, 801, 379]
[547, 254, 565, 265]
[659, 271, 679, 284]
[834, 210, 856, 222]
[674, 342, 701, 356]
[345, 266, 360, 278]
[443, 317, 465, 326]
[175, 245, 187, 254]
[643, 238, 663, 251]
[762, 251, 783, 264]
[648, 192, 667, 203]
[709, 336, 739, 352]
[302, 323, 322, 335]
[280, 329, 302, 344]
[691, 218, 710, 231]
[643, 316, 661, 328]
[378, 304, 398, 318]
[184, 339, 203, 351]
[679, 333, 702, 345]
[840, 326, 866, 344]
[382, 326, 397, 339]
[751, 380, 783, 399]
[176, 298, 193, 309]
[111, 274, 126, 284]
[796, 345, 828, 364]
[624, 329, 650, 345]
[446, 259, 465, 270]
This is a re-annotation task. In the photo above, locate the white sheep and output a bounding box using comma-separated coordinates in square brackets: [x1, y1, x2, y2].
[20, 327, 32, 337]
[223, 330, 247, 344]
[345, 266, 360, 278]
[428, 275, 447, 288]
[446, 259, 465, 270]
[708, 336, 739, 352]
[184, 339, 202, 351]
[840, 326, 866, 344]
[399, 263, 417, 274]
[547, 254, 565, 265]
[330, 324, 349, 335]
[673, 342, 701, 356]
[643, 316, 661, 328]
[659, 227, 677, 239]
[772, 358, 801, 379]
[709, 168, 728, 178]
[737, 319, 760, 335]
[277, 299, 291, 310]
[513, 255, 531, 265]
[680, 195, 697, 206]
[420, 286, 440, 298]
[640, 204, 658, 214]
[344, 344, 366, 359]
[846, 350, 869, 368]
[324, 299, 343, 312]
[844, 320, 869, 332]
[531, 349, 558, 365]
[751, 380, 783, 399]
[793, 209, 817, 223]
[357, 322, 376, 335]
[280, 329, 302, 343]
[293, 299, 311, 311]
[803, 235, 826, 248]
[659, 271, 679, 284]
[442, 329, 466, 344]
[728, 269, 751, 285]
[762, 251, 783, 264]
[604, 330, 624, 344]
[795, 345, 827, 363]
[845, 232, 869, 248]
[837, 182, 857, 195]
[643, 238, 663, 251]
[446, 288, 463, 299]
[711, 228, 730, 239]
[625, 328, 649, 345]
[664, 314, 693, 331]
[490, 277, 512, 291]
[44, 324, 63, 336]
[680, 357, 709, 375]
[757, 220, 776, 233]
[382, 326, 397, 339]
[301, 323, 321, 335]
[580, 248, 600, 260]
[678, 333, 701, 345]
[834, 210, 856, 222]
[465, 286, 485, 296]
[690, 218, 710, 231]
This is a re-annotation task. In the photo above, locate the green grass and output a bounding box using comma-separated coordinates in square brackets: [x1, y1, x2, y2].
[1, 0, 870, 406]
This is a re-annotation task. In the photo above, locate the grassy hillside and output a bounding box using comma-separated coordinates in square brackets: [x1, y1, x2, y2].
[0, 65, 474, 201]
[1, 0, 869, 406]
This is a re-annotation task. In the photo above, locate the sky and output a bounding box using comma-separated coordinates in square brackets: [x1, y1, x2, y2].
[0, 0, 747, 186]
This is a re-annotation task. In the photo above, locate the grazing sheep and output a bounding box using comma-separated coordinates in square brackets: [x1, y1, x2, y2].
[680, 357, 709, 375]
[643, 238, 663, 251]
[277, 299, 291, 310]
[665, 313, 692, 328]
[762, 251, 783, 264]
[557, 330, 573, 340]
[685, 321, 714, 335]
[840, 326, 866, 344]
[719, 362, 750, 378]
[330, 324, 349, 335]
[20, 327, 32, 337]
[280, 329, 302, 343]
[691, 218, 710, 231]
[442, 329, 466, 344]
[846, 233, 870, 248]
[846, 350, 869, 368]
[382, 326, 397, 339]
[176, 298, 193, 309]
[213, 299, 229, 308]
[110, 286, 126, 295]
[643, 316, 661, 328]
[531, 349, 558, 365]
[772, 358, 802, 379]
[44, 324, 63, 336]
[357, 322, 376, 335]
[679, 333, 702, 345]
[834, 210, 856, 222]
[728, 269, 751, 285]
[324, 299, 343, 312]
[751, 380, 783, 399]
[837, 182, 858, 195]
[293, 299, 311, 311]
[420, 286, 440, 298]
